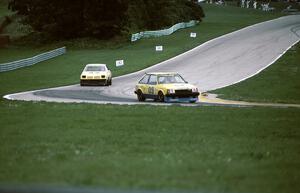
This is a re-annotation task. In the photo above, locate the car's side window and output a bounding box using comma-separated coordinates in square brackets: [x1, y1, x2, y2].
[139, 74, 150, 84]
[148, 75, 157, 85]
[158, 76, 166, 84]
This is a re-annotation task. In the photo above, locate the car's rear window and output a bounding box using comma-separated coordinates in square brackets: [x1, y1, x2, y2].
[86, 66, 105, 71]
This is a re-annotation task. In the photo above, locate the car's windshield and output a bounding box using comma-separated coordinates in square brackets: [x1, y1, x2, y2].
[85, 66, 105, 71]
[158, 74, 186, 84]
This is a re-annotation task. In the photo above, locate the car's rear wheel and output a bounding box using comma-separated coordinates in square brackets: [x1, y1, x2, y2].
[158, 91, 164, 102]
[137, 90, 145, 102]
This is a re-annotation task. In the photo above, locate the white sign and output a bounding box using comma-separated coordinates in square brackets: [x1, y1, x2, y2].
[155, 46, 163, 51]
[190, 32, 197, 38]
[116, 60, 124, 67]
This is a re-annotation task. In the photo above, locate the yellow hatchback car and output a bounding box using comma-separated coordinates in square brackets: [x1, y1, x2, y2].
[134, 72, 200, 103]
[80, 64, 112, 86]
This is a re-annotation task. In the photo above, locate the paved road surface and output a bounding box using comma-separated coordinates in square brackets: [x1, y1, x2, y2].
[4, 15, 300, 105]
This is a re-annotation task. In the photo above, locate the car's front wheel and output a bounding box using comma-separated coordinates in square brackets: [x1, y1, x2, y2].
[137, 90, 145, 102]
[80, 80, 85, 86]
[104, 79, 110, 86]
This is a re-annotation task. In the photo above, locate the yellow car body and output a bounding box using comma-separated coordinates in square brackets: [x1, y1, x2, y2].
[134, 72, 200, 103]
[80, 64, 112, 86]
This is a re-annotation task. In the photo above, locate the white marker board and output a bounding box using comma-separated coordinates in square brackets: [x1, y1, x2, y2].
[190, 32, 197, 38]
[116, 60, 124, 67]
[155, 46, 163, 51]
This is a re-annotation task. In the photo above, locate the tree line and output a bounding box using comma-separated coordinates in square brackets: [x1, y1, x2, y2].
[8, 0, 205, 40]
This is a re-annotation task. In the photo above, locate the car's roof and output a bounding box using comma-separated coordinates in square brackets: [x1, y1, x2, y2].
[85, 64, 107, 67]
[145, 72, 177, 75]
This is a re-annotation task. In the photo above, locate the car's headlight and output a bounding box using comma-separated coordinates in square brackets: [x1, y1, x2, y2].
[167, 89, 175, 94]
[192, 88, 198, 92]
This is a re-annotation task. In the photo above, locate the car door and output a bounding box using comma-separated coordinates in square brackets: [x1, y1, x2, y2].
[138, 74, 150, 94]
[147, 75, 157, 97]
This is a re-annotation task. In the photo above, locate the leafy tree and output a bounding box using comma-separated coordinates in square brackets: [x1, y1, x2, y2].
[128, 0, 205, 31]
[8, 0, 204, 40]
[9, 0, 128, 39]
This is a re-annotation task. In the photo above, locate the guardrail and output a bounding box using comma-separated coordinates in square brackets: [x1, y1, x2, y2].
[131, 20, 199, 42]
[0, 47, 66, 72]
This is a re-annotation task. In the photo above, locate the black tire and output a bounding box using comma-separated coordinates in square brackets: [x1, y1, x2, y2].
[104, 80, 109, 86]
[158, 91, 165, 102]
[80, 81, 85, 86]
[109, 78, 112, 86]
[137, 90, 145, 102]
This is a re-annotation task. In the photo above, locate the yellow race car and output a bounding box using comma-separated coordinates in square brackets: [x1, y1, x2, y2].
[134, 72, 200, 103]
[80, 64, 112, 86]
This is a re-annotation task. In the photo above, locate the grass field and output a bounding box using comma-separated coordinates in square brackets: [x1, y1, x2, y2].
[0, 101, 300, 193]
[213, 42, 300, 104]
[1, 3, 300, 193]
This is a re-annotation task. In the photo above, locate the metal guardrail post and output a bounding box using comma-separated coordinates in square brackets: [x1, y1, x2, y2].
[0, 47, 66, 73]
[131, 20, 199, 42]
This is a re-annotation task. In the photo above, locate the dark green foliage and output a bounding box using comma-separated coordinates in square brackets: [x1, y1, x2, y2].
[128, 0, 205, 30]
[8, 0, 129, 39]
[8, 0, 204, 40]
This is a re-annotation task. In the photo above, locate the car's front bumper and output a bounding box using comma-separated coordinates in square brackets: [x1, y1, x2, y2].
[165, 92, 199, 103]
[80, 79, 107, 86]
[165, 96, 199, 103]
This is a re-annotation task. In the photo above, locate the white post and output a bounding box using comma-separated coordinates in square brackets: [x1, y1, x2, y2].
[246, 0, 250, 8]
[241, 0, 245, 8]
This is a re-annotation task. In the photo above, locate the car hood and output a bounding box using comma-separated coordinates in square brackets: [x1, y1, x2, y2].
[162, 83, 197, 90]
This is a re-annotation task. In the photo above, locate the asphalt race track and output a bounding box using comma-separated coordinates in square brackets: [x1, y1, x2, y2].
[4, 15, 300, 105]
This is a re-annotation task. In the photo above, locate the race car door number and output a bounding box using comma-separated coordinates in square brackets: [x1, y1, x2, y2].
[148, 87, 154, 95]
